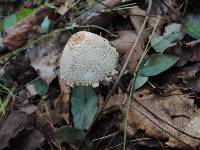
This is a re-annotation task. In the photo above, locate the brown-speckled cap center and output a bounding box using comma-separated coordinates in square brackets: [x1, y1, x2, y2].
[69, 32, 86, 45]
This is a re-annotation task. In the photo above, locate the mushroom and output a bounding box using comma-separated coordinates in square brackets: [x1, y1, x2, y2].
[60, 31, 118, 87]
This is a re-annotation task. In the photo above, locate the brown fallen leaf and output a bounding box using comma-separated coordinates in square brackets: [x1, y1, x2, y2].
[110, 30, 143, 72]
[3, 6, 53, 50]
[147, 0, 179, 34]
[175, 62, 200, 92]
[129, 7, 150, 48]
[27, 32, 69, 84]
[0, 110, 32, 149]
[56, 79, 71, 124]
[6, 129, 44, 150]
[107, 87, 200, 148]
[77, 0, 121, 27]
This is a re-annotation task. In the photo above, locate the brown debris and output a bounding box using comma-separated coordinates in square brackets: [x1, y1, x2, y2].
[3, 6, 53, 50]
[107, 87, 200, 148]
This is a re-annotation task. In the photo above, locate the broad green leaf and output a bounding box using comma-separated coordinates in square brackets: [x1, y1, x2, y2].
[140, 54, 178, 76]
[150, 23, 184, 53]
[54, 126, 86, 143]
[71, 86, 98, 130]
[3, 13, 16, 30]
[134, 73, 148, 90]
[184, 15, 200, 39]
[41, 16, 50, 33]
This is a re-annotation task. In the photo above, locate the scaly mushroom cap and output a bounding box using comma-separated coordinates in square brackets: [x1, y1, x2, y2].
[60, 31, 118, 87]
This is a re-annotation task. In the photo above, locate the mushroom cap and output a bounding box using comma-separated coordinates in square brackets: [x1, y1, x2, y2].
[60, 31, 118, 86]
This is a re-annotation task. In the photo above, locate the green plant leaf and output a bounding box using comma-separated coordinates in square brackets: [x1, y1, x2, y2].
[140, 54, 178, 76]
[71, 86, 98, 130]
[150, 23, 184, 53]
[134, 73, 148, 90]
[41, 16, 50, 33]
[54, 126, 86, 143]
[16, 8, 36, 21]
[3, 13, 16, 30]
[184, 15, 200, 39]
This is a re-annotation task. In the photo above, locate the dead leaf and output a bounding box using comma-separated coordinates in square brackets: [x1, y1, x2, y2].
[107, 87, 200, 148]
[3, 6, 53, 50]
[4, 61, 38, 86]
[176, 62, 200, 92]
[148, 0, 179, 33]
[57, 79, 71, 124]
[56, 1, 74, 15]
[77, 0, 120, 27]
[18, 105, 37, 115]
[129, 7, 146, 35]
[110, 30, 143, 72]
[0, 110, 32, 149]
[26, 32, 69, 85]
[6, 129, 44, 150]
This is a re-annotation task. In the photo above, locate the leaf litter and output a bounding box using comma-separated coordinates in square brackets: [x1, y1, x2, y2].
[1, 0, 200, 150]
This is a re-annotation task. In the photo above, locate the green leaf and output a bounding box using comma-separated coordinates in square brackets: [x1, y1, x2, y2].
[150, 23, 184, 53]
[134, 73, 148, 90]
[41, 16, 50, 33]
[184, 15, 200, 39]
[71, 86, 98, 130]
[140, 54, 178, 76]
[3, 13, 16, 30]
[54, 126, 87, 143]
[16, 8, 36, 22]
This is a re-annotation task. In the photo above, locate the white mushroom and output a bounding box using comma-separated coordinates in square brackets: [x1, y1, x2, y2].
[60, 31, 118, 87]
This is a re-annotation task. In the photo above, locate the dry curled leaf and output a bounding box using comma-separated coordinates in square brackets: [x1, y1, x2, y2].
[107, 87, 200, 148]
[3, 6, 52, 50]
[57, 79, 71, 124]
[110, 30, 143, 72]
[0, 110, 32, 149]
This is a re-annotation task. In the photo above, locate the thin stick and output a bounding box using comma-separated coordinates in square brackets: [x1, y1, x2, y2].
[97, 0, 152, 120]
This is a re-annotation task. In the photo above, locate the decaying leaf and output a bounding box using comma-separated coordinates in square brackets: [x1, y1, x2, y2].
[0, 110, 32, 149]
[129, 7, 149, 49]
[54, 126, 86, 143]
[56, 79, 71, 124]
[26, 32, 67, 84]
[6, 129, 44, 150]
[107, 87, 200, 148]
[3, 6, 53, 50]
[77, 0, 120, 28]
[111, 30, 143, 72]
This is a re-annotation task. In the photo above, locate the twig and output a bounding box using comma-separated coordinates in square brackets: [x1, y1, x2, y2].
[102, 0, 153, 112]
[185, 39, 200, 47]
